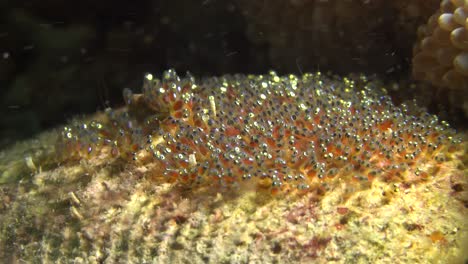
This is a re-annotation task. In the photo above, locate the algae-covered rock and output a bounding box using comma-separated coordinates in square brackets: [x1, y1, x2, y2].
[0, 71, 467, 263]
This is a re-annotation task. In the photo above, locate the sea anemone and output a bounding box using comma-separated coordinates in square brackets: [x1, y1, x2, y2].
[413, 0, 468, 90]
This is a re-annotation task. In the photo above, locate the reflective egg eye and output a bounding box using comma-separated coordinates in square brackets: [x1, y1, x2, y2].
[57, 70, 460, 195]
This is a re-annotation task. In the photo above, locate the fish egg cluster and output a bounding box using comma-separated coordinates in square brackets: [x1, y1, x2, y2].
[58, 70, 461, 194]
[413, 0, 468, 90]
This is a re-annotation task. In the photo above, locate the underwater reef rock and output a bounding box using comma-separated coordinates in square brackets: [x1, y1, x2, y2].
[0, 71, 467, 263]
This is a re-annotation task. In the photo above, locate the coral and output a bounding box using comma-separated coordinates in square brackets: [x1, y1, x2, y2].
[413, 0, 468, 90]
[59, 70, 461, 195]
